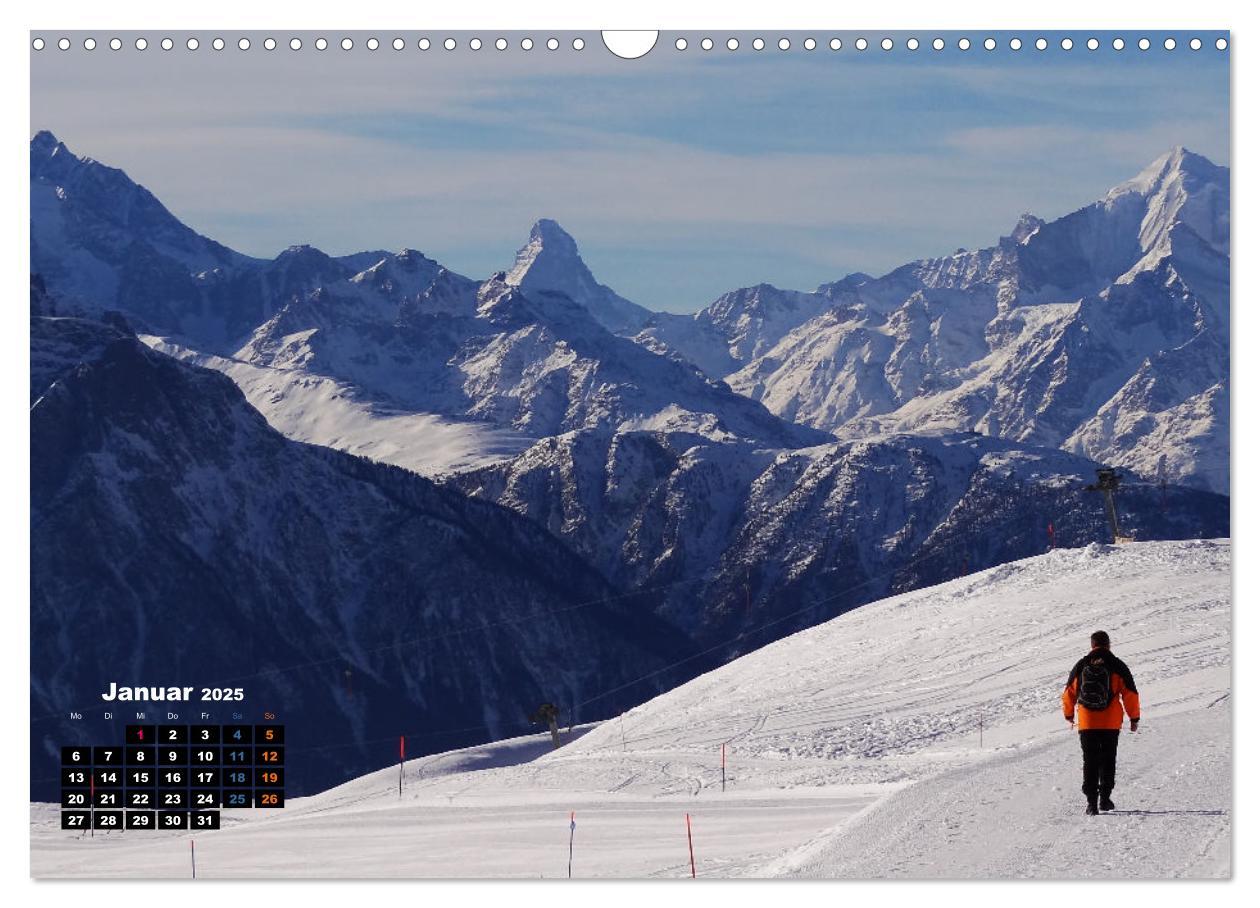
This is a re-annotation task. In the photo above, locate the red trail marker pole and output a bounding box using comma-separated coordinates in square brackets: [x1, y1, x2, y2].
[685, 813, 696, 878]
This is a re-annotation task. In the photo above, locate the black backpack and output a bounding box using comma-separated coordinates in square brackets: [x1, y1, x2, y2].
[1077, 657, 1113, 711]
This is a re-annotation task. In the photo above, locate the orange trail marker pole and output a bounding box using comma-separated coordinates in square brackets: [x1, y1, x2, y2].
[685, 813, 696, 878]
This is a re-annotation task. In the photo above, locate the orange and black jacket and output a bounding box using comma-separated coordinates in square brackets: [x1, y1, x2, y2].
[1062, 648, 1140, 730]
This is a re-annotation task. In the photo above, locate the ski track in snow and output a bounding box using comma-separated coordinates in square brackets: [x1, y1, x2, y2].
[30, 539, 1230, 879]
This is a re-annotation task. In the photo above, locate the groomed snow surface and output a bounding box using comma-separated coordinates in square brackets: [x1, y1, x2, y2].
[30, 539, 1230, 879]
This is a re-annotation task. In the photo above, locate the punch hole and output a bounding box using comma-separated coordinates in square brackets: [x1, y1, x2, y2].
[521, 38, 533, 50]
[803, 37, 816, 50]
[136, 37, 148, 50]
[932, 38, 945, 51]
[111, 38, 123, 51]
[1010, 38, 1022, 50]
[881, 37, 893, 51]
[907, 38, 920, 50]
[984, 37, 996, 51]
[161, 38, 174, 51]
[1036, 38, 1048, 51]
[547, 38, 560, 51]
[675, 38, 687, 51]
[186, 38, 198, 51]
[601, 31, 658, 59]
[752, 38, 765, 51]
[829, 38, 841, 51]
[778, 38, 790, 51]
[58, 37, 70, 51]
[958, 37, 971, 50]
[290, 38, 302, 51]
[315, 38, 328, 51]
[572, 37, 585, 50]
[393, 38, 405, 51]
[700, 38, 713, 51]
[264, 38, 277, 51]
[238, 38, 250, 51]
[418, 38, 431, 50]
[1113, 38, 1124, 51]
[855, 37, 868, 51]
[32, 37, 45, 51]
[1216, 38, 1227, 50]
[212, 38, 225, 51]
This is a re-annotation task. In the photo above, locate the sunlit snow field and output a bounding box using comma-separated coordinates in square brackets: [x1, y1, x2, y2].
[31, 539, 1230, 879]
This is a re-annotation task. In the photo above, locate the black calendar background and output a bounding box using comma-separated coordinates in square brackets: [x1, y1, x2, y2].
[57, 723, 284, 831]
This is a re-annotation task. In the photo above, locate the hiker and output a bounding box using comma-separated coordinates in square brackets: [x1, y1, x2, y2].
[1062, 630, 1141, 815]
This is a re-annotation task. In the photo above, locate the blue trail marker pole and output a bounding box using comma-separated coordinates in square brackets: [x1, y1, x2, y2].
[568, 811, 577, 878]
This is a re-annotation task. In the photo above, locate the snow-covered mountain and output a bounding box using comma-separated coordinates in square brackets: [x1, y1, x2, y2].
[713, 149, 1228, 493]
[32, 539, 1230, 879]
[232, 269, 824, 449]
[30, 133, 1229, 495]
[504, 218, 655, 334]
[30, 313, 694, 798]
[450, 425, 1227, 646]
[30, 131, 386, 346]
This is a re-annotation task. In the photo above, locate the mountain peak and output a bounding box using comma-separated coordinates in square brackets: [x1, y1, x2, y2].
[31, 130, 63, 155]
[1111, 146, 1227, 201]
[507, 219, 582, 284]
[503, 220, 654, 333]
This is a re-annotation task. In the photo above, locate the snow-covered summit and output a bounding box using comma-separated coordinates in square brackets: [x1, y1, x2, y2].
[505, 218, 654, 334]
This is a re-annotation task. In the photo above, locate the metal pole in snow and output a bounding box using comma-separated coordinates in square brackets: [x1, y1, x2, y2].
[568, 811, 576, 879]
[979, 709, 984, 749]
[190, 839, 196, 879]
[721, 743, 726, 793]
[90, 774, 94, 838]
[399, 735, 405, 798]
[620, 715, 626, 752]
[685, 813, 696, 878]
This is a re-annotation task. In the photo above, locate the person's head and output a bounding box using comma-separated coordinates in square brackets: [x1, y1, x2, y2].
[1090, 630, 1111, 650]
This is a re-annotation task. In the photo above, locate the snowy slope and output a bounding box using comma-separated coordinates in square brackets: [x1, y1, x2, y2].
[142, 335, 534, 476]
[31, 539, 1230, 879]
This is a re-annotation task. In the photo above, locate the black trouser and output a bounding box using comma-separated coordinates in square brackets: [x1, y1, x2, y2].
[1078, 730, 1120, 801]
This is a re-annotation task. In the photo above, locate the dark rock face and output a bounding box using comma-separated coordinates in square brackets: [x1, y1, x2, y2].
[30, 316, 693, 798]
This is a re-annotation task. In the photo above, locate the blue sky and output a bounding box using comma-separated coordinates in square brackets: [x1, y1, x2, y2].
[31, 31, 1229, 312]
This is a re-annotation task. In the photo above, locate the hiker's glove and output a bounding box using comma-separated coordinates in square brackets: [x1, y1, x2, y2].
[1130, 718, 1140, 732]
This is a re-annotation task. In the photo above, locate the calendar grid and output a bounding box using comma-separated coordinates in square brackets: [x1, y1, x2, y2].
[60, 724, 284, 831]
